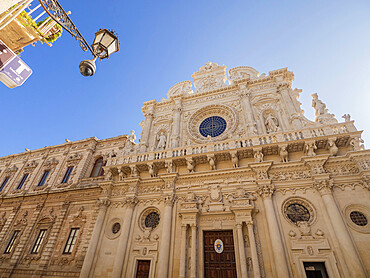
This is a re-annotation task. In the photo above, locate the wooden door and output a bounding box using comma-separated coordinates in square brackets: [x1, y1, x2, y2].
[203, 230, 237, 278]
[136, 260, 150, 278]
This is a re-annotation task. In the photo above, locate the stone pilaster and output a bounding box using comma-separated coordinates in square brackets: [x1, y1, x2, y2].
[190, 223, 197, 278]
[179, 224, 188, 278]
[80, 198, 110, 278]
[246, 221, 261, 278]
[112, 197, 137, 278]
[236, 222, 248, 278]
[314, 179, 367, 277]
[257, 182, 290, 278]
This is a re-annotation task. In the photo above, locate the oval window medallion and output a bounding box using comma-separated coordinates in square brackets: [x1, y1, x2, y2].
[214, 239, 224, 254]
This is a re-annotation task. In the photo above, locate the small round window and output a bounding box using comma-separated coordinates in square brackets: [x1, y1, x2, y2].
[286, 203, 310, 223]
[350, 211, 368, 226]
[112, 222, 121, 234]
[145, 212, 160, 229]
[199, 116, 227, 138]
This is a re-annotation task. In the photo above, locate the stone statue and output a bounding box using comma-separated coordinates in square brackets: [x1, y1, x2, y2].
[125, 130, 136, 150]
[231, 152, 239, 168]
[264, 113, 279, 133]
[327, 138, 338, 156]
[279, 146, 289, 162]
[342, 114, 351, 122]
[186, 158, 195, 173]
[156, 132, 167, 150]
[312, 93, 327, 116]
[304, 142, 317, 157]
[207, 155, 216, 170]
[254, 150, 264, 163]
[312, 93, 338, 124]
[350, 137, 365, 151]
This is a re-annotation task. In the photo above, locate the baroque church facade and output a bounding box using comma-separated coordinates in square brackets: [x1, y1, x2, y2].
[0, 62, 369, 278]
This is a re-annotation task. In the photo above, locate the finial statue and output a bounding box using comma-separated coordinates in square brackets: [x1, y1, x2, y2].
[311, 93, 338, 124]
[342, 114, 351, 122]
[124, 130, 136, 152]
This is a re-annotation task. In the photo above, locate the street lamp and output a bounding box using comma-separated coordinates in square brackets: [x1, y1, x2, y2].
[37, 0, 119, 77]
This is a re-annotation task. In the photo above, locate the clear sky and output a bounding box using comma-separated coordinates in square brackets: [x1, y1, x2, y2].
[1, 0, 369, 157]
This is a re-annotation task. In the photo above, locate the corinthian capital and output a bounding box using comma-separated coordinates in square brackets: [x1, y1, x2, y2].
[313, 179, 334, 195]
[257, 183, 275, 199]
[97, 198, 111, 208]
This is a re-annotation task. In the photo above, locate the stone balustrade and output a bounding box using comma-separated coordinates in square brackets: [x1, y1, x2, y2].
[106, 121, 359, 167]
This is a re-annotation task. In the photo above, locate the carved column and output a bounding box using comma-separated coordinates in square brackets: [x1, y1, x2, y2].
[240, 90, 257, 135]
[258, 184, 290, 277]
[179, 224, 188, 278]
[140, 103, 155, 152]
[112, 198, 136, 278]
[190, 223, 197, 278]
[157, 195, 174, 278]
[80, 199, 110, 278]
[171, 98, 182, 148]
[246, 221, 261, 278]
[315, 180, 367, 277]
[277, 82, 295, 117]
[236, 222, 248, 278]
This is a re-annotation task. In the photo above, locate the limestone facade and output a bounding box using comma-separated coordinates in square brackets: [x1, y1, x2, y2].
[0, 62, 369, 277]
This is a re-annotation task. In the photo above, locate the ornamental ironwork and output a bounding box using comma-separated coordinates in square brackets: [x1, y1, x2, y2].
[37, 0, 94, 54]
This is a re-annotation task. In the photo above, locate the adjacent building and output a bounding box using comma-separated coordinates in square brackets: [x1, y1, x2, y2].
[0, 62, 369, 277]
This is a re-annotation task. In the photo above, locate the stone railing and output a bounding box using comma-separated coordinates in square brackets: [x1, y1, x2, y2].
[106, 121, 359, 166]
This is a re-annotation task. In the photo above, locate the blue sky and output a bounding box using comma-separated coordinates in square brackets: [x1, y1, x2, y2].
[1, 0, 369, 157]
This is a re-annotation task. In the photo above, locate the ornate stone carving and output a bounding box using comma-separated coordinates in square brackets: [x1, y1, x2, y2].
[350, 136, 365, 151]
[207, 155, 216, 170]
[313, 180, 334, 195]
[304, 141, 317, 157]
[254, 150, 264, 163]
[186, 158, 195, 173]
[230, 151, 239, 168]
[257, 184, 275, 198]
[327, 138, 338, 156]
[342, 114, 351, 122]
[192, 62, 227, 93]
[311, 93, 338, 124]
[155, 132, 167, 150]
[167, 80, 193, 98]
[264, 113, 280, 133]
[279, 145, 289, 162]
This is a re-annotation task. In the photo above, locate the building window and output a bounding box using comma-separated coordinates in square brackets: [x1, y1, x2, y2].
[38, 171, 50, 186]
[0, 177, 10, 191]
[90, 157, 105, 177]
[112, 222, 121, 234]
[61, 166, 74, 184]
[286, 203, 310, 224]
[350, 211, 368, 226]
[17, 173, 29, 189]
[144, 212, 160, 229]
[31, 229, 47, 254]
[63, 228, 79, 254]
[199, 116, 227, 138]
[4, 230, 20, 254]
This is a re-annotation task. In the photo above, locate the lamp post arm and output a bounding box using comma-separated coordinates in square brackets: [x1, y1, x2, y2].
[37, 0, 95, 56]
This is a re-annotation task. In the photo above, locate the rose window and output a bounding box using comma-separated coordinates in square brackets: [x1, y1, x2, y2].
[286, 203, 310, 223]
[199, 116, 227, 138]
[144, 212, 160, 229]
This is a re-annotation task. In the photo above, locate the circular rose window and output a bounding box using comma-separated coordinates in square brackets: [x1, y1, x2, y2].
[144, 212, 160, 229]
[199, 116, 227, 137]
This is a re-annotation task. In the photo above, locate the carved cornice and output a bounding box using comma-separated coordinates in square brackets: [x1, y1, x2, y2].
[303, 155, 329, 176]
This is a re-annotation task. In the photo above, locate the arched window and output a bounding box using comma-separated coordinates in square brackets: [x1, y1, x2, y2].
[90, 157, 105, 177]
